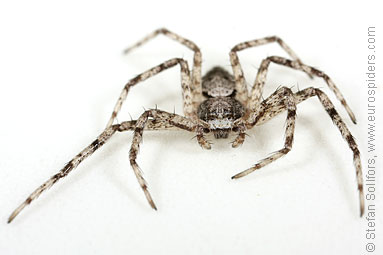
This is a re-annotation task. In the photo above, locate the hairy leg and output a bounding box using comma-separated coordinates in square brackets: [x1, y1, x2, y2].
[232, 87, 296, 179]
[106, 58, 194, 128]
[8, 124, 124, 223]
[8, 117, 193, 223]
[123, 28, 203, 105]
[250, 56, 356, 123]
[297, 88, 363, 216]
[230, 36, 312, 106]
[129, 109, 209, 210]
[246, 87, 364, 216]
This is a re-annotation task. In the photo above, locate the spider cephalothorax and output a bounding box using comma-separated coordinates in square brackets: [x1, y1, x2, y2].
[8, 28, 364, 223]
[198, 96, 245, 138]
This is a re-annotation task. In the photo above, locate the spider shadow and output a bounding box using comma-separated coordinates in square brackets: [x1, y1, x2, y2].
[136, 130, 210, 198]
[235, 111, 357, 215]
[102, 129, 204, 210]
[96, 131, 157, 210]
[42, 130, 193, 215]
[17, 131, 156, 223]
[297, 116, 358, 215]
[83, 115, 355, 216]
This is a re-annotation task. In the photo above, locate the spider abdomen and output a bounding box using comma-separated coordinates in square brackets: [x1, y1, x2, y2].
[202, 66, 236, 97]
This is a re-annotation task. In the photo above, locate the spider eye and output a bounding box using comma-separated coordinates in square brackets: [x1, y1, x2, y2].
[203, 128, 210, 133]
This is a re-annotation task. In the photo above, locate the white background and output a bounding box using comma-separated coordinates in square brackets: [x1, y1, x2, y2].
[0, 1, 382, 254]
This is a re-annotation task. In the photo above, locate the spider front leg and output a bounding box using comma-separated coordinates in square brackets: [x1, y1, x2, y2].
[229, 36, 313, 105]
[7, 118, 186, 223]
[7, 123, 134, 223]
[106, 58, 195, 128]
[129, 109, 209, 210]
[232, 87, 297, 179]
[250, 56, 357, 123]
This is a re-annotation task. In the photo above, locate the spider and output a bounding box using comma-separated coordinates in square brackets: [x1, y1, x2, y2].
[8, 28, 364, 223]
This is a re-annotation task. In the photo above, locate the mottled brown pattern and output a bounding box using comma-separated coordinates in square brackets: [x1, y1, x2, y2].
[8, 29, 364, 223]
[257, 56, 357, 123]
[230, 35, 313, 107]
[232, 87, 296, 179]
[202, 67, 236, 97]
[123, 28, 203, 105]
[106, 58, 194, 128]
[8, 125, 120, 223]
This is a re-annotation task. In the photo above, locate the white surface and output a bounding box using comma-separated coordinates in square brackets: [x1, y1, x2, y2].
[0, 1, 382, 254]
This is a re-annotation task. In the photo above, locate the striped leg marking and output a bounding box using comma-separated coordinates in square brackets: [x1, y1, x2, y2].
[232, 87, 296, 179]
[129, 109, 204, 210]
[123, 28, 203, 105]
[8, 124, 123, 223]
[106, 58, 194, 128]
[297, 88, 364, 216]
[252, 56, 357, 123]
[244, 87, 364, 216]
[230, 36, 312, 106]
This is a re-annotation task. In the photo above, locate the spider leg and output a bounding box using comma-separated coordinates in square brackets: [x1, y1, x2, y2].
[230, 36, 312, 106]
[119, 119, 180, 131]
[250, 56, 357, 124]
[297, 88, 364, 216]
[123, 28, 203, 105]
[232, 87, 296, 179]
[231, 124, 247, 148]
[129, 109, 208, 210]
[106, 58, 194, 128]
[8, 124, 125, 223]
[245, 87, 364, 216]
[7, 118, 188, 223]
